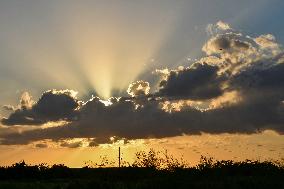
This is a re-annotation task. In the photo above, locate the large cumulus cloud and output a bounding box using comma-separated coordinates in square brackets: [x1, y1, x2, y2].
[1, 21, 284, 146]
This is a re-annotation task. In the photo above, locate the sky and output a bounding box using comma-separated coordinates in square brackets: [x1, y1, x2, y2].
[0, 0, 284, 167]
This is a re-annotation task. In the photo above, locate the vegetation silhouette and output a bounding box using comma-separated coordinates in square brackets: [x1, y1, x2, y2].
[0, 149, 283, 189]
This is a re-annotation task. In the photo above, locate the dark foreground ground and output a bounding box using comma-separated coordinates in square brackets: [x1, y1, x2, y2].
[0, 160, 283, 189]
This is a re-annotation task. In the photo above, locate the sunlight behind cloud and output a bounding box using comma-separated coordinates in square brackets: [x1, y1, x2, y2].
[53, 3, 176, 99]
[0, 2, 177, 99]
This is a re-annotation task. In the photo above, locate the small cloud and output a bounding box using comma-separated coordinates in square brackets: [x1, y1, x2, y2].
[35, 143, 48, 148]
[254, 34, 278, 49]
[2, 92, 34, 112]
[206, 20, 231, 35]
[254, 34, 281, 56]
[88, 140, 99, 147]
[20, 92, 34, 110]
[216, 21, 231, 31]
[127, 81, 150, 97]
[2, 105, 16, 111]
[60, 141, 82, 148]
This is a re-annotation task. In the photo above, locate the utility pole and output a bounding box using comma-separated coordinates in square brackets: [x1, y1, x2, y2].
[118, 147, 121, 168]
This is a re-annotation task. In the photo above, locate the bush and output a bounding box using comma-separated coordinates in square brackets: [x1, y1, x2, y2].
[132, 149, 188, 170]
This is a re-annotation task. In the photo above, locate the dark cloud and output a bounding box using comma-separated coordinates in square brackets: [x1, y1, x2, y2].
[157, 63, 224, 100]
[35, 143, 48, 148]
[1, 94, 283, 146]
[60, 141, 82, 148]
[1, 90, 80, 126]
[231, 62, 284, 92]
[228, 63, 284, 129]
[88, 140, 99, 147]
[1, 21, 284, 146]
[1, 109, 44, 125]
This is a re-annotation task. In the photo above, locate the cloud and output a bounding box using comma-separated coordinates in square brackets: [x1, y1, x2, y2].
[208, 91, 241, 109]
[60, 141, 82, 148]
[254, 34, 280, 52]
[231, 62, 284, 93]
[1, 89, 80, 126]
[88, 140, 99, 147]
[2, 105, 15, 111]
[2, 92, 33, 112]
[203, 34, 250, 55]
[1, 93, 283, 146]
[201, 33, 257, 76]
[20, 92, 34, 110]
[216, 21, 231, 31]
[127, 80, 150, 97]
[1, 21, 284, 145]
[35, 143, 48, 148]
[156, 63, 224, 100]
[206, 20, 231, 35]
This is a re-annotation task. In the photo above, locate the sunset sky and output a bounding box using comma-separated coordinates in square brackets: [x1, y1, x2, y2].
[0, 0, 284, 167]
